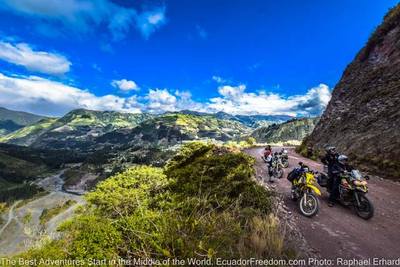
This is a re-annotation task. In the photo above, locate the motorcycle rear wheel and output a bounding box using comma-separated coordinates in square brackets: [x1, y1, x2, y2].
[282, 161, 289, 168]
[355, 195, 374, 220]
[299, 193, 319, 217]
[277, 169, 284, 179]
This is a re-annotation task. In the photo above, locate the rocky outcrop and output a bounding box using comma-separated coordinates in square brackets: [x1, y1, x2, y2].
[251, 117, 319, 144]
[303, 5, 400, 179]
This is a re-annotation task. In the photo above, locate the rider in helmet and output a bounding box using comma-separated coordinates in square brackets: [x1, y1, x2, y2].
[329, 154, 351, 207]
[321, 146, 338, 189]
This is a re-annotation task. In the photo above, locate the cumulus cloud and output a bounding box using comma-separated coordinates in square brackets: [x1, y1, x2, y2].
[207, 83, 331, 116]
[0, 70, 331, 117]
[217, 84, 246, 99]
[0, 0, 167, 40]
[146, 89, 177, 113]
[111, 79, 139, 91]
[289, 84, 331, 116]
[142, 89, 205, 113]
[0, 41, 71, 75]
[0, 72, 141, 116]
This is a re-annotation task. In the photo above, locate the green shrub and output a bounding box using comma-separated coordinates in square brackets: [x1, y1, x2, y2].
[15, 143, 290, 262]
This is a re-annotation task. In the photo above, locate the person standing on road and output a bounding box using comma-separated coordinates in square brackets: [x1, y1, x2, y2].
[328, 155, 352, 207]
[262, 145, 273, 178]
[321, 146, 338, 190]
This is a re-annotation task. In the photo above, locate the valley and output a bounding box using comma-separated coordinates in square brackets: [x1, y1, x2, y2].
[0, 170, 84, 256]
[0, 107, 317, 258]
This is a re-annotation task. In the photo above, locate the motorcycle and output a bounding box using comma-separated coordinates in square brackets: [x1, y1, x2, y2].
[271, 152, 284, 179]
[288, 163, 321, 217]
[318, 167, 374, 220]
[281, 149, 289, 168]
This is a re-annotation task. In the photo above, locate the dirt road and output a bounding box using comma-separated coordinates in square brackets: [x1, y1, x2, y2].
[0, 172, 84, 256]
[246, 147, 400, 260]
[0, 201, 20, 237]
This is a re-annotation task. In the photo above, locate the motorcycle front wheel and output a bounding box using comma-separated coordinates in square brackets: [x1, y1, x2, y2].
[355, 194, 374, 220]
[299, 193, 319, 217]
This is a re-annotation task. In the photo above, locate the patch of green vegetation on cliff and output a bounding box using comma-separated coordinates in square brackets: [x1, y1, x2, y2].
[361, 4, 400, 61]
[17, 143, 293, 261]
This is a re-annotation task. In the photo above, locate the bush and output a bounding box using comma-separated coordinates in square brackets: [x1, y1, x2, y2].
[16, 143, 290, 262]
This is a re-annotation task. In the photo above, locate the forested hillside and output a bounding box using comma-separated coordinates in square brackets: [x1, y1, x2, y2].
[16, 143, 293, 262]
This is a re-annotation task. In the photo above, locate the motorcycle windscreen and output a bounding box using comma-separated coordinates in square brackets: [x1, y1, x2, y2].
[351, 170, 363, 180]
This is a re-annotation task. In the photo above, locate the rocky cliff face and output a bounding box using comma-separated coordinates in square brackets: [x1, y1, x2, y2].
[303, 5, 400, 179]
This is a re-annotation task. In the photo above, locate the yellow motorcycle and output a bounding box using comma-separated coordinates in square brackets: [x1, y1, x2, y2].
[287, 162, 321, 217]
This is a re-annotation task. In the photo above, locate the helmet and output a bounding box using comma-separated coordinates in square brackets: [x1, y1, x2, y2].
[338, 155, 348, 165]
[328, 146, 336, 152]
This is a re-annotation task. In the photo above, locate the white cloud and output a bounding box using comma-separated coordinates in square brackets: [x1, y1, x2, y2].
[0, 72, 141, 116]
[212, 75, 228, 84]
[0, 70, 331, 117]
[217, 84, 246, 99]
[0, 41, 71, 75]
[207, 83, 331, 116]
[111, 79, 139, 91]
[146, 89, 177, 113]
[0, 0, 167, 40]
[135, 7, 167, 39]
[142, 89, 204, 113]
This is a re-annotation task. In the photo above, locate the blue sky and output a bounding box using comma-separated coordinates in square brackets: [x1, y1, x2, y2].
[0, 0, 398, 117]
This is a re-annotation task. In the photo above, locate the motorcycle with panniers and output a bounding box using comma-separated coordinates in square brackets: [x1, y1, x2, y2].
[287, 162, 321, 217]
[317, 168, 374, 220]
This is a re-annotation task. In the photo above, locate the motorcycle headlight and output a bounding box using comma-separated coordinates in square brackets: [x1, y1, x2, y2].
[353, 180, 367, 186]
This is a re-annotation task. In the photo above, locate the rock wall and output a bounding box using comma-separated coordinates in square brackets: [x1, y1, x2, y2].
[303, 5, 400, 179]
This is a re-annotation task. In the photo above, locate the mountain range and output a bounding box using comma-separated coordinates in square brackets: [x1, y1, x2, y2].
[0, 108, 304, 151]
[251, 117, 319, 144]
[0, 106, 317, 190]
[0, 107, 47, 136]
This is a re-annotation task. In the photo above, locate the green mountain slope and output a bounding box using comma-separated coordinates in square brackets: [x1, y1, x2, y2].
[86, 113, 252, 169]
[0, 118, 57, 146]
[0, 107, 47, 136]
[251, 117, 319, 144]
[1, 109, 153, 149]
[97, 113, 251, 146]
[179, 110, 292, 128]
